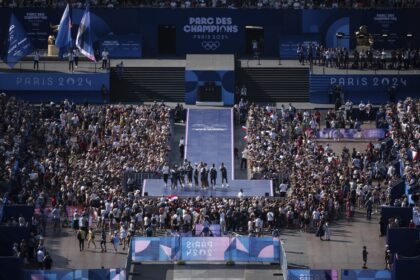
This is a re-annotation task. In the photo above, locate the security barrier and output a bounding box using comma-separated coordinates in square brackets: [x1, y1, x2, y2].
[131, 236, 281, 263]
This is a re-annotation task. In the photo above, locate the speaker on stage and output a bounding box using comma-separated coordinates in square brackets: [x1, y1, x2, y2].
[265, 192, 269, 197]
[144, 192, 148, 196]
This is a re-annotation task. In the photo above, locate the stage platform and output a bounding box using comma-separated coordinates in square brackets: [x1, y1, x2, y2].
[142, 179, 273, 197]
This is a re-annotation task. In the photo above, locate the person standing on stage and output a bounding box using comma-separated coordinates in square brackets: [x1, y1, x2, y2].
[204, 163, 210, 188]
[200, 163, 206, 189]
[220, 162, 228, 187]
[162, 162, 169, 187]
[33, 50, 40, 70]
[73, 48, 79, 69]
[179, 136, 185, 159]
[210, 163, 217, 188]
[68, 49, 74, 73]
[101, 48, 109, 70]
[177, 164, 185, 188]
[186, 161, 193, 186]
[193, 164, 199, 188]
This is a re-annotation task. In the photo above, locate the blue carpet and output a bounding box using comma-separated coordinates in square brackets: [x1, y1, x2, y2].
[185, 108, 234, 180]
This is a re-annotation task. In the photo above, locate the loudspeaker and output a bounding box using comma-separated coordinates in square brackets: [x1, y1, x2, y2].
[144, 192, 148, 196]
[265, 192, 269, 197]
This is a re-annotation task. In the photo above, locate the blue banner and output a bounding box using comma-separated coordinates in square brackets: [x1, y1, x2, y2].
[228, 237, 281, 262]
[24, 269, 126, 280]
[0, 72, 109, 92]
[341, 269, 391, 280]
[100, 34, 141, 58]
[131, 237, 180, 262]
[5, 14, 33, 68]
[288, 269, 339, 280]
[310, 74, 420, 104]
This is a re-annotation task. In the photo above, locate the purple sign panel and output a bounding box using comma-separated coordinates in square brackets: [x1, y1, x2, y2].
[317, 129, 386, 139]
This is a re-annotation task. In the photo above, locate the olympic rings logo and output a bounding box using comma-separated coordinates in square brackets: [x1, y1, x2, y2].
[201, 41, 220, 51]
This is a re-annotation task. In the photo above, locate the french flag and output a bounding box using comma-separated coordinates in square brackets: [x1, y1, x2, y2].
[166, 195, 178, 202]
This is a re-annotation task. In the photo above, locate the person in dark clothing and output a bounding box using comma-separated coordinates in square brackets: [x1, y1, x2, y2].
[193, 165, 199, 188]
[100, 228, 107, 252]
[43, 252, 53, 270]
[220, 162, 228, 187]
[365, 197, 373, 220]
[363, 246, 368, 268]
[210, 164, 217, 188]
[171, 165, 179, 189]
[186, 162, 193, 186]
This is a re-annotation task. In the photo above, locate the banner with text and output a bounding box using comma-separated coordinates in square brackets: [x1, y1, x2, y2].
[131, 237, 281, 262]
[341, 269, 391, 280]
[0, 72, 109, 92]
[310, 74, 420, 104]
[317, 129, 386, 139]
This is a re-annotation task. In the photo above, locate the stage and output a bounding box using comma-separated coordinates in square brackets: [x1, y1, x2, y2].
[142, 179, 273, 198]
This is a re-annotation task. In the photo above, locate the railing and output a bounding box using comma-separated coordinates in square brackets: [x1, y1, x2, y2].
[0, 60, 100, 73]
[122, 171, 162, 192]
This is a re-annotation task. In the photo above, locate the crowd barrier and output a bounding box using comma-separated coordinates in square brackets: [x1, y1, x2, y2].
[316, 129, 386, 140]
[23, 268, 126, 280]
[0, 257, 23, 280]
[387, 228, 420, 257]
[131, 236, 281, 263]
[2, 205, 34, 223]
[0, 226, 30, 256]
[380, 206, 412, 228]
[391, 254, 420, 280]
[342, 269, 391, 280]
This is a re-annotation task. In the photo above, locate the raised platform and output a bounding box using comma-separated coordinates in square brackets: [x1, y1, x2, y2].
[142, 179, 273, 197]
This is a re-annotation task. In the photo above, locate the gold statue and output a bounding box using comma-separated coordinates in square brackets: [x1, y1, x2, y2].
[355, 25, 374, 48]
[48, 35, 55, 45]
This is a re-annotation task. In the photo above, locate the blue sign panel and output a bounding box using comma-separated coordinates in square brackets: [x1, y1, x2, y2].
[100, 34, 142, 58]
[341, 269, 391, 280]
[310, 74, 420, 104]
[24, 269, 126, 280]
[131, 237, 180, 262]
[0, 73, 109, 92]
[288, 269, 339, 280]
[228, 237, 280, 262]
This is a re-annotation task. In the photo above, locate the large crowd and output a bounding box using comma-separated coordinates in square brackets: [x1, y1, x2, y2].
[244, 97, 419, 235]
[0, 94, 171, 265]
[0, 92, 418, 268]
[1, 0, 420, 8]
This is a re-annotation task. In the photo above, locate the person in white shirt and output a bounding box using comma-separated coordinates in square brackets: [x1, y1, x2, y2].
[267, 210, 274, 230]
[255, 216, 263, 237]
[237, 188, 244, 198]
[36, 248, 45, 269]
[162, 163, 170, 187]
[279, 182, 287, 198]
